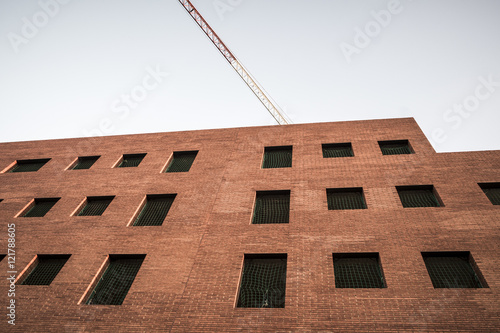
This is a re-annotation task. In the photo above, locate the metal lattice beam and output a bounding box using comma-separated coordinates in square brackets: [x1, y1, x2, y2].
[178, 0, 290, 125]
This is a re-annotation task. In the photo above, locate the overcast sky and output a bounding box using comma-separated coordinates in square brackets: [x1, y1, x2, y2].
[1, 0, 499, 152]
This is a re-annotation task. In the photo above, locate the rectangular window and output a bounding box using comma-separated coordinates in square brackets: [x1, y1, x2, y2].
[237, 254, 287, 308]
[77, 196, 114, 216]
[117, 154, 146, 168]
[422, 252, 486, 288]
[71, 156, 100, 170]
[397, 185, 442, 207]
[378, 140, 413, 155]
[22, 198, 60, 217]
[86, 255, 145, 305]
[165, 151, 198, 173]
[133, 194, 176, 226]
[8, 158, 50, 173]
[478, 183, 500, 205]
[20, 255, 71, 285]
[252, 190, 290, 224]
[327, 188, 366, 210]
[262, 146, 292, 168]
[333, 253, 386, 288]
[322, 143, 354, 158]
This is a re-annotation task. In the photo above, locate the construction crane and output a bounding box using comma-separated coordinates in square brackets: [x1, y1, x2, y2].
[178, 0, 291, 125]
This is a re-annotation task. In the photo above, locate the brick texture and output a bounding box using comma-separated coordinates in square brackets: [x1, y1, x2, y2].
[0, 118, 498, 332]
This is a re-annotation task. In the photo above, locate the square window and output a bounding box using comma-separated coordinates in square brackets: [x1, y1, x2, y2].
[20, 255, 71, 285]
[322, 143, 354, 158]
[237, 254, 287, 308]
[378, 140, 413, 155]
[165, 151, 198, 173]
[422, 252, 486, 288]
[117, 154, 146, 168]
[22, 198, 60, 217]
[8, 158, 50, 173]
[333, 253, 386, 288]
[478, 183, 500, 205]
[396, 185, 442, 208]
[262, 146, 292, 168]
[86, 255, 145, 305]
[77, 196, 114, 216]
[327, 188, 366, 210]
[252, 190, 290, 224]
[132, 194, 176, 226]
[71, 156, 100, 170]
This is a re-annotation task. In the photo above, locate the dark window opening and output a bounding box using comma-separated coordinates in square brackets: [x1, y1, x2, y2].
[71, 156, 100, 170]
[117, 154, 146, 168]
[397, 185, 441, 207]
[23, 198, 60, 217]
[327, 188, 366, 210]
[379, 140, 413, 155]
[77, 196, 114, 216]
[165, 151, 198, 173]
[322, 143, 354, 158]
[86, 255, 145, 305]
[252, 190, 290, 224]
[21, 255, 71, 285]
[262, 146, 292, 168]
[422, 252, 486, 288]
[9, 158, 50, 173]
[237, 254, 287, 308]
[333, 253, 386, 288]
[478, 183, 500, 205]
[133, 194, 176, 226]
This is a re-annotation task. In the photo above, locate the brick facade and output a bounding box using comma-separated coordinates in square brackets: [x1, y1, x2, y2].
[0, 118, 498, 332]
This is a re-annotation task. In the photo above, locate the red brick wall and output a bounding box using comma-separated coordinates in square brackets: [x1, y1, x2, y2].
[0, 118, 498, 332]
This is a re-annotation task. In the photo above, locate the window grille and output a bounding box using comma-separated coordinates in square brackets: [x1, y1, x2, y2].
[262, 146, 292, 168]
[9, 159, 50, 172]
[118, 154, 146, 168]
[327, 188, 366, 210]
[86, 255, 145, 305]
[422, 252, 485, 288]
[133, 194, 176, 226]
[478, 183, 500, 205]
[252, 191, 290, 224]
[165, 151, 198, 173]
[322, 143, 354, 158]
[72, 156, 100, 170]
[378, 140, 412, 155]
[333, 253, 386, 288]
[21, 255, 70, 285]
[397, 185, 441, 207]
[237, 254, 287, 308]
[23, 198, 60, 217]
[77, 196, 114, 216]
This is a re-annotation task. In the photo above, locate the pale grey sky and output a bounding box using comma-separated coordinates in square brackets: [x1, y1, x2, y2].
[1, 0, 499, 152]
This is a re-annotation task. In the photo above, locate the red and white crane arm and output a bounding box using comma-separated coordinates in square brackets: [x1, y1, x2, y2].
[178, 0, 290, 125]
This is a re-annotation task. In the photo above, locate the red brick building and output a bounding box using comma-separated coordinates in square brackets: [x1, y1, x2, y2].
[0, 118, 498, 332]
